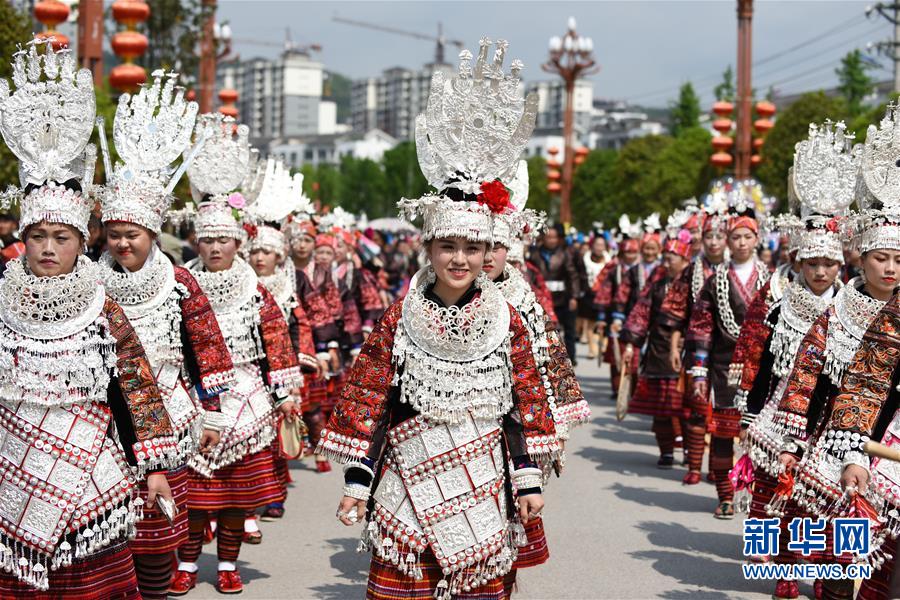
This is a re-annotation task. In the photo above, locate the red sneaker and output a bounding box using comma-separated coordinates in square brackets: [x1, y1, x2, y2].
[773, 579, 799, 600]
[315, 460, 332, 473]
[169, 571, 197, 596]
[217, 570, 244, 594]
[682, 471, 701, 485]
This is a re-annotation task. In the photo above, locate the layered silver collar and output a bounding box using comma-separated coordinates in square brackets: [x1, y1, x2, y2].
[185, 256, 258, 312]
[0, 255, 106, 340]
[99, 246, 176, 318]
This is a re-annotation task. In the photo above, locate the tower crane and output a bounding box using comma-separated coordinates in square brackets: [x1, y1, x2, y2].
[332, 15, 463, 65]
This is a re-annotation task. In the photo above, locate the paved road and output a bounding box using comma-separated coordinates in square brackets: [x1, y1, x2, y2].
[190, 345, 777, 599]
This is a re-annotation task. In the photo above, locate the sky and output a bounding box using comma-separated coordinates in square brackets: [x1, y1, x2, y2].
[216, 0, 894, 108]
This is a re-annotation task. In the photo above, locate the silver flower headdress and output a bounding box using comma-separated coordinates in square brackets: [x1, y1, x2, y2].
[857, 102, 900, 252]
[399, 37, 538, 243]
[790, 121, 858, 262]
[0, 41, 97, 238]
[100, 70, 198, 234]
[182, 113, 251, 240]
[245, 158, 314, 257]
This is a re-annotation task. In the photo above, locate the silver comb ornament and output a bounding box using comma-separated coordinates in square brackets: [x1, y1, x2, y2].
[792, 120, 860, 217]
[187, 112, 251, 198]
[415, 38, 538, 195]
[101, 70, 199, 233]
[0, 41, 95, 187]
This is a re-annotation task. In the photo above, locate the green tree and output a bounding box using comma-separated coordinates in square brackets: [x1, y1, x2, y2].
[669, 82, 701, 137]
[136, 0, 212, 86]
[570, 149, 617, 229]
[603, 135, 674, 220]
[836, 49, 875, 117]
[0, 2, 36, 189]
[646, 126, 712, 213]
[714, 65, 735, 102]
[382, 141, 430, 201]
[336, 155, 389, 217]
[757, 91, 848, 202]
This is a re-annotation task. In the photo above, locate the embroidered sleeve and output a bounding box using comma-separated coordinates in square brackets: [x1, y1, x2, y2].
[339, 279, 364, 350]
[732, 282, 773, 393]
[525, 263, 558, 326]
[621, 280, 654, 348]
[509, 305, 559, 461]
[359, 267, 387, 331]
[296, 269, 341, 350]
[175, 267, 235, 400]
[104, 297, 176, 475]
[258, 284, 303, 390]
[318, 300, 400, 462]
[685, 275, 715, 370]
[612, 266, 634, 322]
[658, 266, 691, 331]
[290, 302, 319, 372]
[773, 311, 830, 441]
[826, 297, 900, 468]
[545, 320, 589, 429]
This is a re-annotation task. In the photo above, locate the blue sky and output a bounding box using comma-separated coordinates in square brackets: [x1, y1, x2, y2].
[217, 1, 892, 107]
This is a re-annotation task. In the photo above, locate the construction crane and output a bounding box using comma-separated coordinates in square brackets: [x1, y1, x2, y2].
[231, 28, 321, 55]
[332, 15, 463, 65]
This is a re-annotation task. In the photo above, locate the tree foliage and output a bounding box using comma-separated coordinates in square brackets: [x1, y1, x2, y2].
[836, 49, 875, 118]
[136, 0, 212, 87]
[382, 141, 429, 202]
[526, 155, 553, 219]
[670, 82, 701, 137]
[714, 65, 735, 102]
[570, 149, 617, 229]
[645, 127, 712, 212]
[757, 91, 848, 202]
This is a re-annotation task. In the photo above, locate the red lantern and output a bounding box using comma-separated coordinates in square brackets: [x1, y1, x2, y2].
[710, 152, 733, 168]
[755, 101, 776, 118]
[712, 101, 734, 116]
[34, 31, 69, 51]
[753, 138, 765, 150]
[711, 136, 734, 151]
[109, 63, 147, 92]
[754, 119, 774, 134]
[547, 147, 560, 156]
[547, 182, 562, 193]
[713, 118, 733, 134]
[34, 0, 69, 28]
[546, 159, 561, 169]
[112, 0, 150, 27]
[111, 31, 149, 60]
[751, 155, 763, 166]
[547, 170, 561, 181]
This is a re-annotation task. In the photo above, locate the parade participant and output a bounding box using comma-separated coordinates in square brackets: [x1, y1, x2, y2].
[170, 114, 303, 595]
[685, 184, 771, 518]
[660, 202, 728, 484]
[594, 215, 642, 399]
[621, 228, 693, 468]
[284, 205, 343, 474]
[737, 122, 857, 600]
[612, 214, 665, 331]
[791, 106, 900, 600]
[319, 39, 559, 599]
[0, 41, 175, 597]
[511, 236, 558, 326]
[97, 72, 238, 600]
[243, 159, 319, 527]
[578, 231, 608, 359]
[534, 222, 581, 362]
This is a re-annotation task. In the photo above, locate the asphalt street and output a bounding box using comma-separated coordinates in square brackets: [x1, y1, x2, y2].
[189, 345, 776, 599]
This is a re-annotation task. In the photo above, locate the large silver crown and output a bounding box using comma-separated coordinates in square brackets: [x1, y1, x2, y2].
[101, 70, 198, 233]
[0, 41, 97, 238]
[854, 104, 900, 252]
[0, 42, 95, 187]
[417, 38, 537, 194]
[793, 121, 859, 217]
[187, 112, 250, 199]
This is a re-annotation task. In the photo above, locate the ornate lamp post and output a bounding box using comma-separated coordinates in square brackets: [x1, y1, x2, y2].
[543, 17, 598, 224]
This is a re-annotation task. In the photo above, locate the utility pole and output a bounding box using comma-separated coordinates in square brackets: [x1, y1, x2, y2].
[735, 0, 754, 180]
[868, 2, 900, 92]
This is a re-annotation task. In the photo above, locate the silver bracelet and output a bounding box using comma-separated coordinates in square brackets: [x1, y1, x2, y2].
[512, 467, 543, 491]
[342, 483, 371, 501]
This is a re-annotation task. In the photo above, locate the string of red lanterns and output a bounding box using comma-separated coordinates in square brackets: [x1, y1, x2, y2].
[33, 0, 70, 50]
[709, 100, 775, 170]
[109, 0, 150, 92]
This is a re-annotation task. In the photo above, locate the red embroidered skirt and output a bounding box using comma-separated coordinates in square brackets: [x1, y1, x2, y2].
[301, 379, 328, 413]
[511, 517, 550, 569]
[628, 377, 682, 418]
[130, 465, 189, 554]
[187, 449, 285, 511]
[366, 552, 506, 600]
[711, 407, 742, 438]
[0, 542, 139, 599]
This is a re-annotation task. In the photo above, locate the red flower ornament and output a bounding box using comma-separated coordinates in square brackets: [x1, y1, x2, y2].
[477, 180, 512, 214]
[242, 223, 258, 238]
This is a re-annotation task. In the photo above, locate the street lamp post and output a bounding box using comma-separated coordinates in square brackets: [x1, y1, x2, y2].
[198, 0, 232, 114]
[543, 17, 598, 225]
